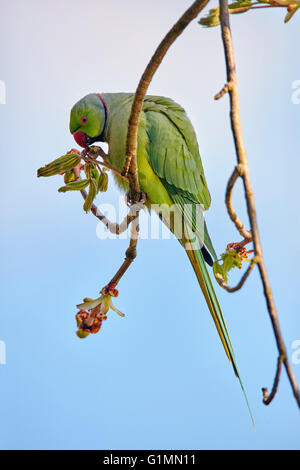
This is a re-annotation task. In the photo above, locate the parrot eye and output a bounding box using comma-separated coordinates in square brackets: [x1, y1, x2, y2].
[80, 116, 88, 124]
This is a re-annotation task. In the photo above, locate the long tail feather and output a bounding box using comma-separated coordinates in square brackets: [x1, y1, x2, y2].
[185, 244, 255, 427]
[157, 204, 255, 427]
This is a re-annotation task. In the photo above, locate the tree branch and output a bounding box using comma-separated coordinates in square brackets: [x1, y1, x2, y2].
[123, 0, 210, 202]
[108, 219, 139, 287]
[262, 354, 285, 405]
[225, 165, 252, 240]
[218, 0, 300, 407]
[74, 157, 142, 290]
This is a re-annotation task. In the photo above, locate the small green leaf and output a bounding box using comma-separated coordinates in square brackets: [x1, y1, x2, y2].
[97, 172, 108, 192]
[76, 330, 90, 339]
[37, 153, 81, 177]
[58, 179, 89, 193]
[64, 170, 75, 184]
[91, 177, 98, 192]
[229, 0, 252, 12]
[199, 0, 299, 26]
[199, 1, 254, 28]
[199, 7, 220, 27]
[84, 163, 99, 182]
[84, 163, 90, 180]
[284, 5, 299, 22]
[213, 249, 243, 282]
[213, 261, 229, 283]
[91, 165, 99, 180]
[83, 181, 97, 213]
[76, 296, 103, 311]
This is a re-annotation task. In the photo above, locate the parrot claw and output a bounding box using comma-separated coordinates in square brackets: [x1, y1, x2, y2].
[124, 191, 130, 207]
[124, 190, 146, 207]
[139, 191, 147, 204]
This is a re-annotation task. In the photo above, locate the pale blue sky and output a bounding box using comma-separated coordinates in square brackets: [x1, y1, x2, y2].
[1, 0, 300, 449]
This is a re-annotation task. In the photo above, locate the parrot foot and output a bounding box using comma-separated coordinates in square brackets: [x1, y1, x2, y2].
[124, 190, 146, 207]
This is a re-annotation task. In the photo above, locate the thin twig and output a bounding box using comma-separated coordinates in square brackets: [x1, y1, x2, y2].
[225, 165, 252, 240]
[73, 157, 142, 289]
[82, 146, 129, 181]
[215, 255, 259, 292]
[262, 354, 285, 405]
[123, 0, 210, 202]
[108, 218, 139, 287]
[73, 163, 138, 234]
[218, 0, 300, 407]
[95, 160, 128, 180]
[74, 164, 143, 296]
[229, 3, 285, 14]
[215, 82, 232, 100]
[233, 236, 253, 252]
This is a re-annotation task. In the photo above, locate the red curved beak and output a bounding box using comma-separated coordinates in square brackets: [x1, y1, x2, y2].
[73, 131, 87, 148]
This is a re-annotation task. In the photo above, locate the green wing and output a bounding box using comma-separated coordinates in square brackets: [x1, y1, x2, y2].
[143, 96, 210, 207]
[143, 95, 216, 259]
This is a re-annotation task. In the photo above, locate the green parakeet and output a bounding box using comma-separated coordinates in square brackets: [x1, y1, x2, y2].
[70, 93, 253, 421]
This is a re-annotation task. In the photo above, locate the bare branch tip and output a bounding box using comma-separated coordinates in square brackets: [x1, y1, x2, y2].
[262, 354, 285, 405]
[214, 82, 232, 100]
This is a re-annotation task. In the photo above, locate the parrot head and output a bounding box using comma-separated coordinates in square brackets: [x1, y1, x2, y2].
[69, 93, 107, 148]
